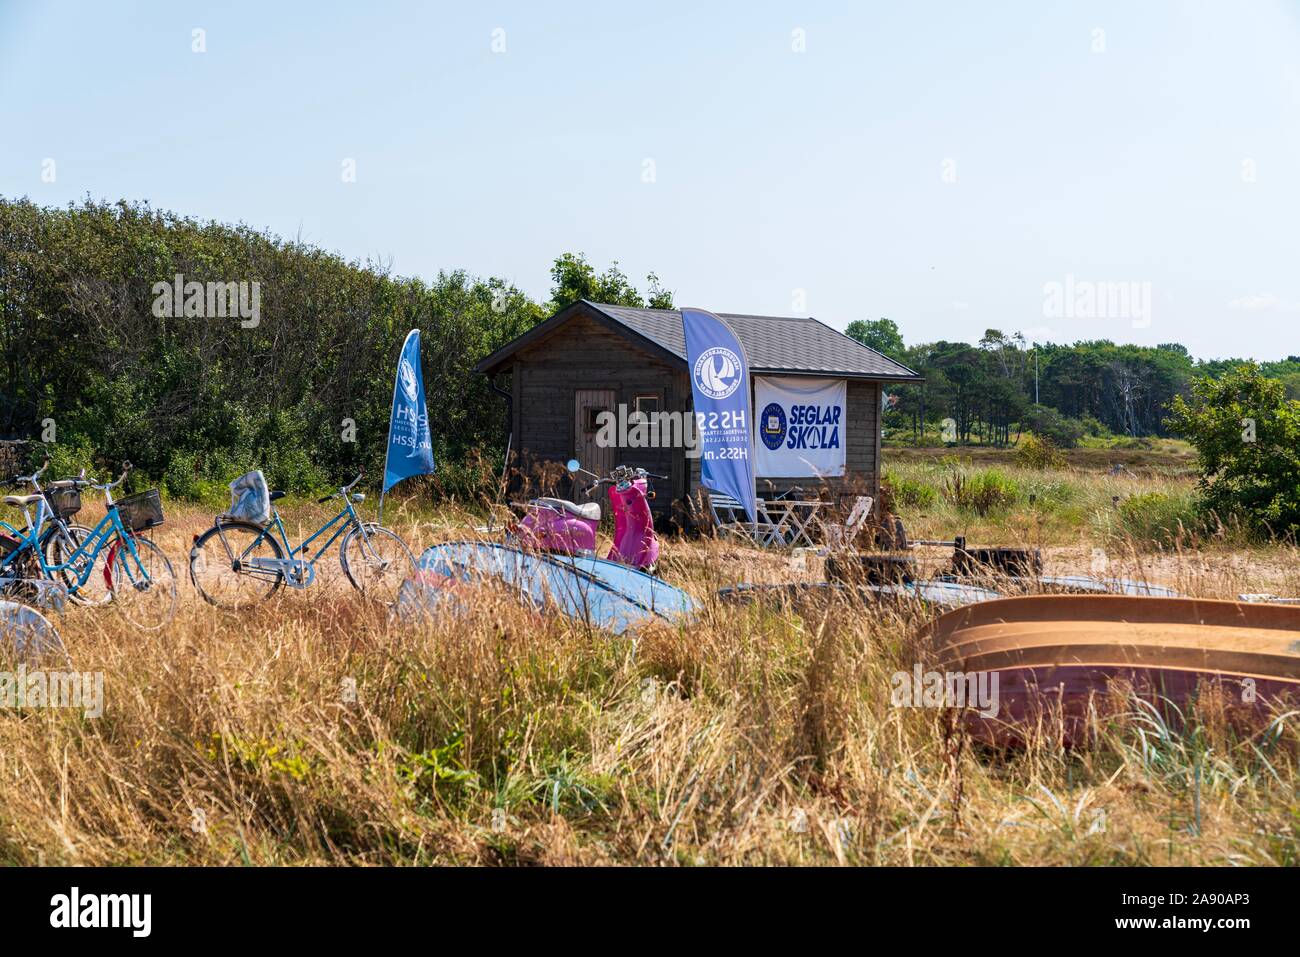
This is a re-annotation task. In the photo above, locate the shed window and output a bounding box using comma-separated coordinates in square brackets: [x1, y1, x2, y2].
[633, 394, 660, 416]
[584, 407, 608, 432]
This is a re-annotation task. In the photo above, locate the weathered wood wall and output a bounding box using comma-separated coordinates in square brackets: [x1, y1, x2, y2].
[687, 378, 880, 515]
[506, 311, 881, 524]
[510, 313, 686, 515]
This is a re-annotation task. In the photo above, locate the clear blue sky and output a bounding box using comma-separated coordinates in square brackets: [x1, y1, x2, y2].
[2, 1, 1297, 360]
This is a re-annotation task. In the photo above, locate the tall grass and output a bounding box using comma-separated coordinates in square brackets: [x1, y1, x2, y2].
[941, 468, 1021, 517]
[883, 458, 1221, 550]
[1099, 491, 1210, 549]
[0, 503, 1294, 865]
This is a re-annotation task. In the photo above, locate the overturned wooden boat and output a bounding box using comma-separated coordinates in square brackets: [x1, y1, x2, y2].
[919, 594, 1300, 746]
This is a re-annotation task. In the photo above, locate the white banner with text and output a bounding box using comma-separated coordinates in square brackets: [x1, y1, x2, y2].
[754, 375, 847, 477]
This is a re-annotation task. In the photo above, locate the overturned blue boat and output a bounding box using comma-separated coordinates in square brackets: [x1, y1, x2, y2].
[0, 599, 65, 663]
[932, 573, 1180, 598]
[397, 542, 698, 635]
[718, 579, 1001, 611]
[1032, 575, 1179, 597]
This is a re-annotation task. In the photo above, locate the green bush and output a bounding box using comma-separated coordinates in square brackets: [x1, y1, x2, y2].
[1020, 405, 1085, 448]
[1014, 434, 1064, 469]
[1110, 491, 1206, 548]
[1021, 476, 1077, 511]
[1167, 364, 1300, 539]
[883, 471, 938, 510]
[429, 446, 505, 506]
[37, 440, 97, 482]
[1080, 414, 1110, 438]
[942, 468, 1020, 516]
[1113, 436, 1154, 450]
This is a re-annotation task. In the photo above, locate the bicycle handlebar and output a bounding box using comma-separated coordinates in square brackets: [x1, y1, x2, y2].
[89, 461, 132, 492]
[318, 470, 365, 504]
[11, 462, 98, 495]
[12, 459, 50, 488]
[11, 460, 123, 494]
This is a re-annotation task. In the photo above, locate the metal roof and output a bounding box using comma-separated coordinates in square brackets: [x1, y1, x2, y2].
[476, 301, 921, 380]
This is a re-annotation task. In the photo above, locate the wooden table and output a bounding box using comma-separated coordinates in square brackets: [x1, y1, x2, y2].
[757, 499, 826, 548]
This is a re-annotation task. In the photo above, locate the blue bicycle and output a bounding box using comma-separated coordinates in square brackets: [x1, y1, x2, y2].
[188, 471, 415, 608]
[2, 459, 111, 607]
[0, 461, 177, 629]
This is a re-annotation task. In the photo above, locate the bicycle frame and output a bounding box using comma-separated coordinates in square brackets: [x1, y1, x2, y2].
[218, 496, 372, 571]
[0, 497, 150, 596]
[1, 461, 75, 568]
[0, 499, 53, 597]
[0, 496, 54, 575]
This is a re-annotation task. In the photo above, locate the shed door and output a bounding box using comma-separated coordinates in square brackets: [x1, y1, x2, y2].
[574, 389, 617, 502]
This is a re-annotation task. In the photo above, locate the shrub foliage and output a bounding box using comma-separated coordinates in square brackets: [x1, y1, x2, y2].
[1167, 364, 1300, 539]
[0, 198, 545, 492]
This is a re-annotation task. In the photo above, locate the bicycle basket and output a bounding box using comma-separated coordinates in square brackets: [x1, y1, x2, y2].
[43, 487, 82, 520]
[114, 488, 164, 532]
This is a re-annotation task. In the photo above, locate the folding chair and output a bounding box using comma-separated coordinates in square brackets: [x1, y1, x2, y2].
[822, 495, 874, 551]
[706, 491, 777, 544]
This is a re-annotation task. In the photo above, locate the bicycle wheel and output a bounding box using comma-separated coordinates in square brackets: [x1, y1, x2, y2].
[190, 520, 284, 608]
[106, 536, 177, 630]
[340, 523, 415, 604]
[42, 523, 112, 606]
[0, 539, 52, 607]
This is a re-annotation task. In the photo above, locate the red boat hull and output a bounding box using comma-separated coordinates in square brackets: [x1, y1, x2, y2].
[919, 595, 1300, 747]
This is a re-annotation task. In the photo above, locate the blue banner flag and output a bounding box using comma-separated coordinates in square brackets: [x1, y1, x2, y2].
[681, 307, 757, 521]
[383, 329, 436, 494]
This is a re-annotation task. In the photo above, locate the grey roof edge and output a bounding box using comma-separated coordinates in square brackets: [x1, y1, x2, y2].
[474, 301, 682, 374]
[476, 299, 924, 382]
[817, 317, 922, 380]
[752, 368, 926, 382]
[595, 301, 923, 381]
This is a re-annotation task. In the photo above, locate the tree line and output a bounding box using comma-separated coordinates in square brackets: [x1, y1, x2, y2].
[0, 198, 667, 498]
[3, 196, 1291, 502]
[845, 318, 1300, 447]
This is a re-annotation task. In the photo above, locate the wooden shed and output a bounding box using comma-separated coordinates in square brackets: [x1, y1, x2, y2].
[476, 300, 921, 526]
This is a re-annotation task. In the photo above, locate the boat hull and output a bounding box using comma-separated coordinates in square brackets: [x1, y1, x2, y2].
[919, 595, 1300, 746]
[399, 542, 696, 635]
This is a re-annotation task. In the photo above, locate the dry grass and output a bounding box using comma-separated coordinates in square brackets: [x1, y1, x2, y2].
[0, 497, 1297, 867]
[885, 437, 1199, 473]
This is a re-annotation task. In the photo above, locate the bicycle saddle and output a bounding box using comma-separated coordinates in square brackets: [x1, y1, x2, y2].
[2, 494, 43, 507]
[270, 490, 286, 501]
[532, 497, 601, 521]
